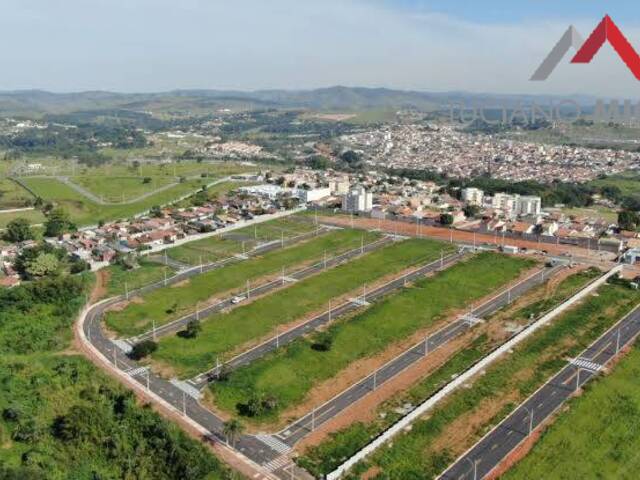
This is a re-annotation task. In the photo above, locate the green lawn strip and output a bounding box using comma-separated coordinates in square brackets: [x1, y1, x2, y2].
[105, 228, 380, 337]
[0, 178, 34, 209]
[151, 238, 452, 379]
[347, 282, 638, 480]
[167, 216, 320, 266]
[503, 343, 640, 480]
[103, 259, 176, 298]
[297, 268, 601, 477]
[19, 177, 240, 226]
[211, 253, 535, 423]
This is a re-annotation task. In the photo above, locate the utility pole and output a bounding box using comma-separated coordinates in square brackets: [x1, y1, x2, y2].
[361, 234, 364, 254]
[328, 300, 332, 322]
[281, 230, 285, 248]
[200, 255, 203, 273]
[282, 266, 286, 286]
[196, 302, 200, 321]
[276, 327, 279, 348]
[182, 391, 187, 416]
[164, 268, 168, 287]
[323, 250, 327, 269]
[146, 369, 150, 391]
[440, 249, 444, 269]
[246, 280, 250, 299]
[125, 281, 129, 300]
[373, 369, 377, 390]
[424, 335, 429, 356]
[152, 319, 157, 341]
[113, 347, 118, 368]
[311, 407, 316, 431]
[616, 328, 622, 353]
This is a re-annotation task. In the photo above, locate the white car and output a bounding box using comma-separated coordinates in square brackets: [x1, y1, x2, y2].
[231, 296, 246, 304]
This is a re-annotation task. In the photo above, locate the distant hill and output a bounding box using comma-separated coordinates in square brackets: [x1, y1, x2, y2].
[0, 87, 598, 118]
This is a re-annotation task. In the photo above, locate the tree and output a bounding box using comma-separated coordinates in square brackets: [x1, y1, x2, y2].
[129, 340, 158, 360]
[180, 319, 202, 339]
[222, 419, 244, 446]
[44, 208, 76, 237]
[440, 213, 454, 226]
[618, 210, 640, 231]
[311, 332, 333, 351]
[462, 204, 480, 219]
[142, 177, 152, 184]
[25, 252, 60, 278]
[3, 218, 34, 243]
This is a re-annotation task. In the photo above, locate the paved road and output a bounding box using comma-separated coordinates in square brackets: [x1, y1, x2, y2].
[271, 265, 563, 449]
[190, 249, 465, 388]
[82, 245, 562, 478]
[129, 235, 394, 344]
[439, 304, 640, 480]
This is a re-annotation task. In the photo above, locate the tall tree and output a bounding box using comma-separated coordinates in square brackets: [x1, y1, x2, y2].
[3, 217, 34, 243]
[45, 208, 76, 237]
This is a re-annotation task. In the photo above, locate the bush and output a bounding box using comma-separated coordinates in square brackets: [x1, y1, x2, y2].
[129, 340, 158, 360]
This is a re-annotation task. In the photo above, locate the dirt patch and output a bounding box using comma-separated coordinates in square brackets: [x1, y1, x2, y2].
[105, 296, 144, 313]
[147, 358, 179, 379]
[92, 269, 110, 303]
[171, 279, 191, 288]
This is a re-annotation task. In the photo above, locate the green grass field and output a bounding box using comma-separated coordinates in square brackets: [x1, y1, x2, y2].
[105, 228, 381, 337]
[102, 259, 176, 299]
[167, 216, 322, 265]
[18, 177, 240, 226]
[0, 208, 46, 228]
[504, 343, 640, 480]
[212, 253, 535, 422]
[297, 268, 601, 477]
[0, 178, 34, 209]
[150, 238, 453, 379]
[342, 281, 638, 480]
[589, 171, 640, 198]
[71, 175, 177, 202]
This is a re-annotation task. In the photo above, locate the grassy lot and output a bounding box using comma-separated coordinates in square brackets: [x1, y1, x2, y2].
[504, 343, 640, 480]
[18, 177, 240, 226]
[0, 178, 34, 209]
[105, 228, 381, 337]
[101, 259, 176, 299]
[297, 268, 601, 477]
[167, 216, 322, 265]
[0, 275, 235, 479]
[212, 253, 535, 422]
[71, 175, 177, 202]
[0, 208, 46, 228]
[151, 238, 452, 379]
[337, 281, 638, 480]
[589, 171, 640, 198]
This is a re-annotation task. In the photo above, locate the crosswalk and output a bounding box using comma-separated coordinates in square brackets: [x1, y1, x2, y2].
[571, 357, 603, 372]
[255, 434, 292, 455]
[125, 366, 148, 377]
[262, 454, 290, 472]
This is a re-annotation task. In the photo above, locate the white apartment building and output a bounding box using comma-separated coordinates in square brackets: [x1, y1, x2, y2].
[330, 179, 350, 195]
[461, 187, 484, 206]
[297, 187, 331, 203]
[517, 195, 542, 216]
[342, 187, 373, 213]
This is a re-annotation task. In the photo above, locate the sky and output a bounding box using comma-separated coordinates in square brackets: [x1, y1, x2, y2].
[1, 0, 640, 97]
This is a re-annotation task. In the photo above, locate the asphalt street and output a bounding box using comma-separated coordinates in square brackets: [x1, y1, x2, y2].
[272, 265, 563, 448]
[82, 241, 563, 477]
[439, 304, 640, 480]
